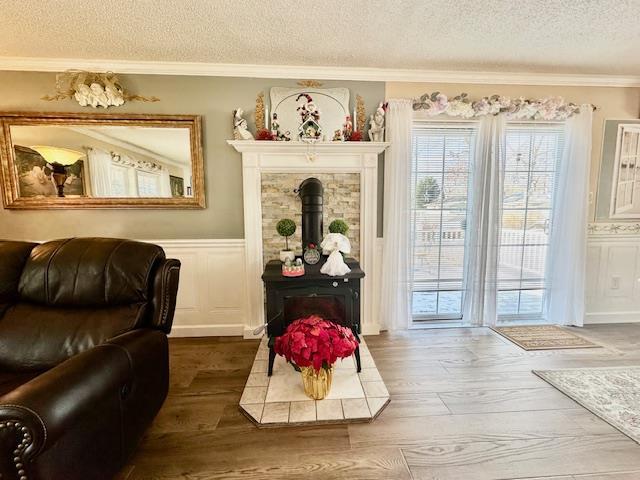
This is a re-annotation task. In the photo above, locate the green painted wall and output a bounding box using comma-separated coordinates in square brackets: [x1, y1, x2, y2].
[0, 71, 385, 240]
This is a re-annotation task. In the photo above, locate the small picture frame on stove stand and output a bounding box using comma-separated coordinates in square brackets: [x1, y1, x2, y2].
[303, 243, 321, 265]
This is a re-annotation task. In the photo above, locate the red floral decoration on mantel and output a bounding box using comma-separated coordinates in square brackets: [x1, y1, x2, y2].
[274, 315, 359, 372]
[347, 131, 363, 142]
[256, 128, 274, 141]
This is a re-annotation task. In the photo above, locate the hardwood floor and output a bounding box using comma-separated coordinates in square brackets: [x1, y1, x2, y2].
[122, 325, 640, 480]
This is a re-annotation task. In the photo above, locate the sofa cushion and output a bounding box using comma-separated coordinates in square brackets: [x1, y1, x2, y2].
[0, 302, 146, 371]
[18, 238, 165, 307]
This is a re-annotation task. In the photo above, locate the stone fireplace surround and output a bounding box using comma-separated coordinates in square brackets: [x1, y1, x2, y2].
[228, 140, 389, 338]
[261, 172, 361, 265]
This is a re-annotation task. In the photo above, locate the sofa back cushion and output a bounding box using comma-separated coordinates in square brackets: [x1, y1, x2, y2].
[0, 241, 37, 315]
[0, 238, 166, 371]
[19, 238, 165, 307]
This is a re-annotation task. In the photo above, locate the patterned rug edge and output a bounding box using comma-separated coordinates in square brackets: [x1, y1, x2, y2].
[490, 326, 601, 351]
[533, 368, 640, 445]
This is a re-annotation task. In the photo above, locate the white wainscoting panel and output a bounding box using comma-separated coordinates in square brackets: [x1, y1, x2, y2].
[151, 233, 637, 336]
[152, 238, 388, 337]
[153, 239, 249, 337]
[585, 232, 640, 324]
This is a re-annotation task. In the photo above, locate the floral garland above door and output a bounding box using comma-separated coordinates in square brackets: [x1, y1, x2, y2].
[413, 92, 585, 120]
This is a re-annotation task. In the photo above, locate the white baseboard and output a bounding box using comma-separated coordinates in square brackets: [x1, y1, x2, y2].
[585, 312, 640, 324]
[169, 324, 245, 337]
[362, 323, 381, 335]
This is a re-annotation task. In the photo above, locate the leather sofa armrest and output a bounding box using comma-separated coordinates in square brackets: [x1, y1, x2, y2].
[0, 329, 168, 478]
[0, 344, 131, 467]
[151, 258, 181, 333]
[107, 329, 169, 456]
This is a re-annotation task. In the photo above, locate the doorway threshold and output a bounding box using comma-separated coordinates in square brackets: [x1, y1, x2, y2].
[410, 320, 466, 329]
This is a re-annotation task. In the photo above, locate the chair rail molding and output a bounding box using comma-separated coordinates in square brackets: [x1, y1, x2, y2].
[228, 140, 389, 338]
[588, 222, 640, 236]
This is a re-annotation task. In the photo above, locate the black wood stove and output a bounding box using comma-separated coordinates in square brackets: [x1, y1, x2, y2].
[261, 177, 364, 376]
[262, 257, 364, 376]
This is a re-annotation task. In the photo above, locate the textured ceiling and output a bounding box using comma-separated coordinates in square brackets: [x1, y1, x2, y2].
[1, 0, 639, 75]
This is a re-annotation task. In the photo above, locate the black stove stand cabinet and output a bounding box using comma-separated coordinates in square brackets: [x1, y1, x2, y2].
[261, 257, 364, 376]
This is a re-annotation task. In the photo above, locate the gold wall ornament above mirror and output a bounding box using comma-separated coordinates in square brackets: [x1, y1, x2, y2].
[0, 112, 205, 209]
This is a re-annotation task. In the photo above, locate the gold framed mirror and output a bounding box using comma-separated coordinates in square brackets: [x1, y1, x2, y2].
[0, 112, 205, 209]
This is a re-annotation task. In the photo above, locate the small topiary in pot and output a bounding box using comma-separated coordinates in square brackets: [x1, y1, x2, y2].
[276, 218, 297, 262]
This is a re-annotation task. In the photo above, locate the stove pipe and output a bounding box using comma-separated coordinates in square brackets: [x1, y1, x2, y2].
[296, 177, 323, 250]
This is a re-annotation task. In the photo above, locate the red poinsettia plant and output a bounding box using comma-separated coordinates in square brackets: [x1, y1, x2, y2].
[274, 315, 359, 372]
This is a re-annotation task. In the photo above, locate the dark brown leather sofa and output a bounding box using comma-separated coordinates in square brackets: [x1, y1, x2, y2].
[0, 237, 180, 480]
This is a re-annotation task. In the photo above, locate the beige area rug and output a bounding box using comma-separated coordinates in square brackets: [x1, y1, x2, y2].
[239, 337, 390, 427]
[534, 367, 640, 444]
[491, 325, 600, 350]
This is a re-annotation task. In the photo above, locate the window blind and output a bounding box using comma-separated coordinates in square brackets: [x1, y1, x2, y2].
[411, 124, 476, 318]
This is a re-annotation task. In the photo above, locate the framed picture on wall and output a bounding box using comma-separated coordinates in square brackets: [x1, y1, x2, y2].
[169, 175, 184, 197]
[14, 145, 86, 197]
[610, 124, 640, 218]
[595, 119, 640, 221]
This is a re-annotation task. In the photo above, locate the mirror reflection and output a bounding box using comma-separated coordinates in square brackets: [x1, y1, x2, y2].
[11, 125, 193, 199]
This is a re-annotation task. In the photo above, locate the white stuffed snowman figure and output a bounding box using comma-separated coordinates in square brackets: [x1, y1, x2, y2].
[320, 233, 351, 276]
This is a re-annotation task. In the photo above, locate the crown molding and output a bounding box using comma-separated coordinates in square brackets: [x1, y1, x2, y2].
[1, 56, 640, 88]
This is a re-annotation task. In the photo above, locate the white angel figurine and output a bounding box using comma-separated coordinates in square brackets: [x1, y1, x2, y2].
[368, 102, 386, 142]
[320, 233, 351, 276]
[89, 83, 109, 108]
[233, 108, 254, 140]
[105, 84, 125, 107]
[74, 84, 92, 107]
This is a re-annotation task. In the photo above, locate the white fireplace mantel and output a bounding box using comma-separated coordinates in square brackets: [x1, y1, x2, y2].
[228, 140, 390, 338]
[228, 140, 389, 154]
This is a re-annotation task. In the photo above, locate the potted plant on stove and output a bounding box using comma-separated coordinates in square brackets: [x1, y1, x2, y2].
[324, 219, 350, 259]
[274, 315, 358, 400]
[276, 218, 296, 263]
[328, 219, 349, 235]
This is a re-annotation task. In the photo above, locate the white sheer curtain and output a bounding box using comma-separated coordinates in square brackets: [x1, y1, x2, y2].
[159, 167, 172, 197]
[463, 115, 507, 327]
[379, 99, 414, 330]
[546, 105, 593, 326]
[86, 148, 113, 197]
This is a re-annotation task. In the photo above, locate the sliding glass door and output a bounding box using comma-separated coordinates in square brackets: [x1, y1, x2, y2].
[497, 123, 564, 322]
[410, 121, 563, 325]
[410, 123, 476, 322]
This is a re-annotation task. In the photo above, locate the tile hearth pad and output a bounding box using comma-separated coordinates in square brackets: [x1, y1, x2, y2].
[239, 337, 389, 427]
